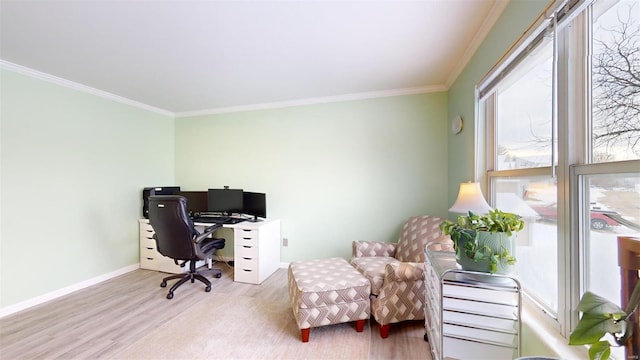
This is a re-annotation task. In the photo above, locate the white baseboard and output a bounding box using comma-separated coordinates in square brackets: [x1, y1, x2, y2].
[0, 263, 140, 318]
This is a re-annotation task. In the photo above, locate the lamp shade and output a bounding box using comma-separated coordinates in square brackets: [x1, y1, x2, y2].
[449, 182, 493, 214]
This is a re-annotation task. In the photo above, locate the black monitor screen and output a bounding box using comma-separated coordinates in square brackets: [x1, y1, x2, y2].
[178, 191, 208, 215]
[208, 188, 243, 215]
[243, 192, 266, 220]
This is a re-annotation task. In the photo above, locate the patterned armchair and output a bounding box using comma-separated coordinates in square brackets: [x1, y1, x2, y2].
[350, 215, 451, 338]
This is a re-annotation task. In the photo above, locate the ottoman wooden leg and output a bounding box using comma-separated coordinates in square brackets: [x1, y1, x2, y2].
[301, 328, 310, 343]
[356, 319, 365, 332]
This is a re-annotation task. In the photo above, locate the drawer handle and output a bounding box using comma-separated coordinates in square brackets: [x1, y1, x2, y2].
[146, 229, 153, 233]
[243, 269, 252, 272]
[242, 257, 252, 260]
[243, 237, 252, 240]
[146, 247, 153, 250]
[146, 257, 154, 260]
[243, 246, 251, 249]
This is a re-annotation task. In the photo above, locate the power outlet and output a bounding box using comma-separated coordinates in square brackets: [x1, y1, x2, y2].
[283, 238, 288, 247]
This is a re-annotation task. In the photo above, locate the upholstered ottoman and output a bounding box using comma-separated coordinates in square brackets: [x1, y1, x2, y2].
[288, 257, 371, 342]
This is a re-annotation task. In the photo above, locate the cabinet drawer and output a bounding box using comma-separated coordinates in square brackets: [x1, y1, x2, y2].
[234, 231, 258, 247]
[139, 221, 154, 232]
[443, 297, 517, 319]
[141, 255, 183, 274]
[235, 255, 258, 270]
[140, 236, 156, 250]
[140, 247, 158, 259]
[234, 267, 259, 284]
[235, 244, 258, 258]
[235, 253, 259, 284]
[443, 336, 517, 360]
[140, 256, 158, 270]
[234, 228, 258, 240]
[443, 310, 517, 334]
[444, 323, 517, 348]
[140, 228, 154, 239]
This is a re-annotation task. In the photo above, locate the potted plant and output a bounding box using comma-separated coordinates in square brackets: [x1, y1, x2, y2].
[569, 281, 640, 360]
[440, 209, 525, 274]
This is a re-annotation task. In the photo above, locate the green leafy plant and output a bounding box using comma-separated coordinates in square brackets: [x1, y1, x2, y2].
[569, 281, 640, 360]
[439, 209, 525, 273]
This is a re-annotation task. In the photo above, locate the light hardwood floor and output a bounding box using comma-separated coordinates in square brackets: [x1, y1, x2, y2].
[0, 263, 432, 359]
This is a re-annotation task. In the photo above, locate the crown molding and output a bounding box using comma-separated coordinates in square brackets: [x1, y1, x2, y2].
[444, 0, 510, 89]
[175, 85, 446, 118]
[0, 60, 174, 117]
[2, 60, 448, 118]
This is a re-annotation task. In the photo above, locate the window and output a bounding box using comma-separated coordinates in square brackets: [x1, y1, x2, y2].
[591, 0, 640, 163]
[477, 0, 640, 356]
[495, 40, 554, 171]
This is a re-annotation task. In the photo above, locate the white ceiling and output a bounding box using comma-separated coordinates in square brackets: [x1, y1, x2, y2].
[0, 1, 508, 116]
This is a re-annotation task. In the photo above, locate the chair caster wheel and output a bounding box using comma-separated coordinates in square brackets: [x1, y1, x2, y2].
[214, 273, 222, 278]
[166, 293, 174, 299]
[160, 281, 167, 288]
[205, 286, 211, 292]
[424, 333, 428, 342]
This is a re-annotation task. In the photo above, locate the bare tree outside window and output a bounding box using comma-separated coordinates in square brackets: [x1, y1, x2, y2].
[592, 2, 640, 161]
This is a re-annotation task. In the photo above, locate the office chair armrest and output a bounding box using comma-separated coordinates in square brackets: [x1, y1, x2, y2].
[193, 224, 222, 243]
[192, 224, 225, 261]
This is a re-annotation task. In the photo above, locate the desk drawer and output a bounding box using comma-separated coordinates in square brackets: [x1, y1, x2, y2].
[141, 255, 183, 274]
[139, 231, 154, 241]
[140, 227, 154, 239]
[235, 231, 258, 247]
[234, 257, 259, 284]
[140, 247, 158, 259]
[235, 255, 258, 271]
[140, 222, 154, 232]
[140, 236, 156, 250]
[235, 244, 258, 259]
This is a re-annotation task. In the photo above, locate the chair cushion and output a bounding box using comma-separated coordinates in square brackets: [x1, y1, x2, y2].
[394, 216, 446, 262]
[349, 256, 400, 296]
[199, 237, 225, 255]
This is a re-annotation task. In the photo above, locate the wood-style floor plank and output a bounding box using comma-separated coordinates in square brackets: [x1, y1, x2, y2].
[0, 264, 431, 359]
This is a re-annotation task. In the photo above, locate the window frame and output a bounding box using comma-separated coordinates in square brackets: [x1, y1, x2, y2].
[475, 0, 640, 340]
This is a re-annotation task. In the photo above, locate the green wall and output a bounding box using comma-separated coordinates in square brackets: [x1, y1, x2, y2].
[175, 93, 450, 261]
[0, 69, 175, 308]
[0, 69, 448, 309]
[0, 0, 551, 320]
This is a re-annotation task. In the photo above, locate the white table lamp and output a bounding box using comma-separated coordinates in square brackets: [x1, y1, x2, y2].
[449, 182, 493, 215]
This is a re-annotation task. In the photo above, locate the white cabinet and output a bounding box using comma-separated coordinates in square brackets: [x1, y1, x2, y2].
[229, 219, 281, 284]
[138, 219, 186, 274]
[424, 244, 521, 360]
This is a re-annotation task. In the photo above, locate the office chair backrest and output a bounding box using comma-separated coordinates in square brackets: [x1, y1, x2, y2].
[148, 195, 197, 261]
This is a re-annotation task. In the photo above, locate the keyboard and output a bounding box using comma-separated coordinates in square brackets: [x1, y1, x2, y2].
[193, 216, 244, 224]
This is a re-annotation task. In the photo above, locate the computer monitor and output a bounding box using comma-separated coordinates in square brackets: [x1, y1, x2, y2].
[178, 191, 208, 216]
[207, 188, 243, 216]
[243, 192, 266, 222]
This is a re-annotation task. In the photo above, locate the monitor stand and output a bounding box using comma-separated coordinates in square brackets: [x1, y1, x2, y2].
[246, 216, 263, 223]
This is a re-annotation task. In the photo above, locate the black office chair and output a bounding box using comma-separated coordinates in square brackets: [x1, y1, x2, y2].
[148, 195, 226, 299]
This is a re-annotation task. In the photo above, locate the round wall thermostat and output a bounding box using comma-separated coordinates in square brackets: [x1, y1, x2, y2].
[452, 116, 463, 134]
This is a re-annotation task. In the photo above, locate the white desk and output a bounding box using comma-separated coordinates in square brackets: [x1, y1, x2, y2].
[138, 218, 281, 284]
